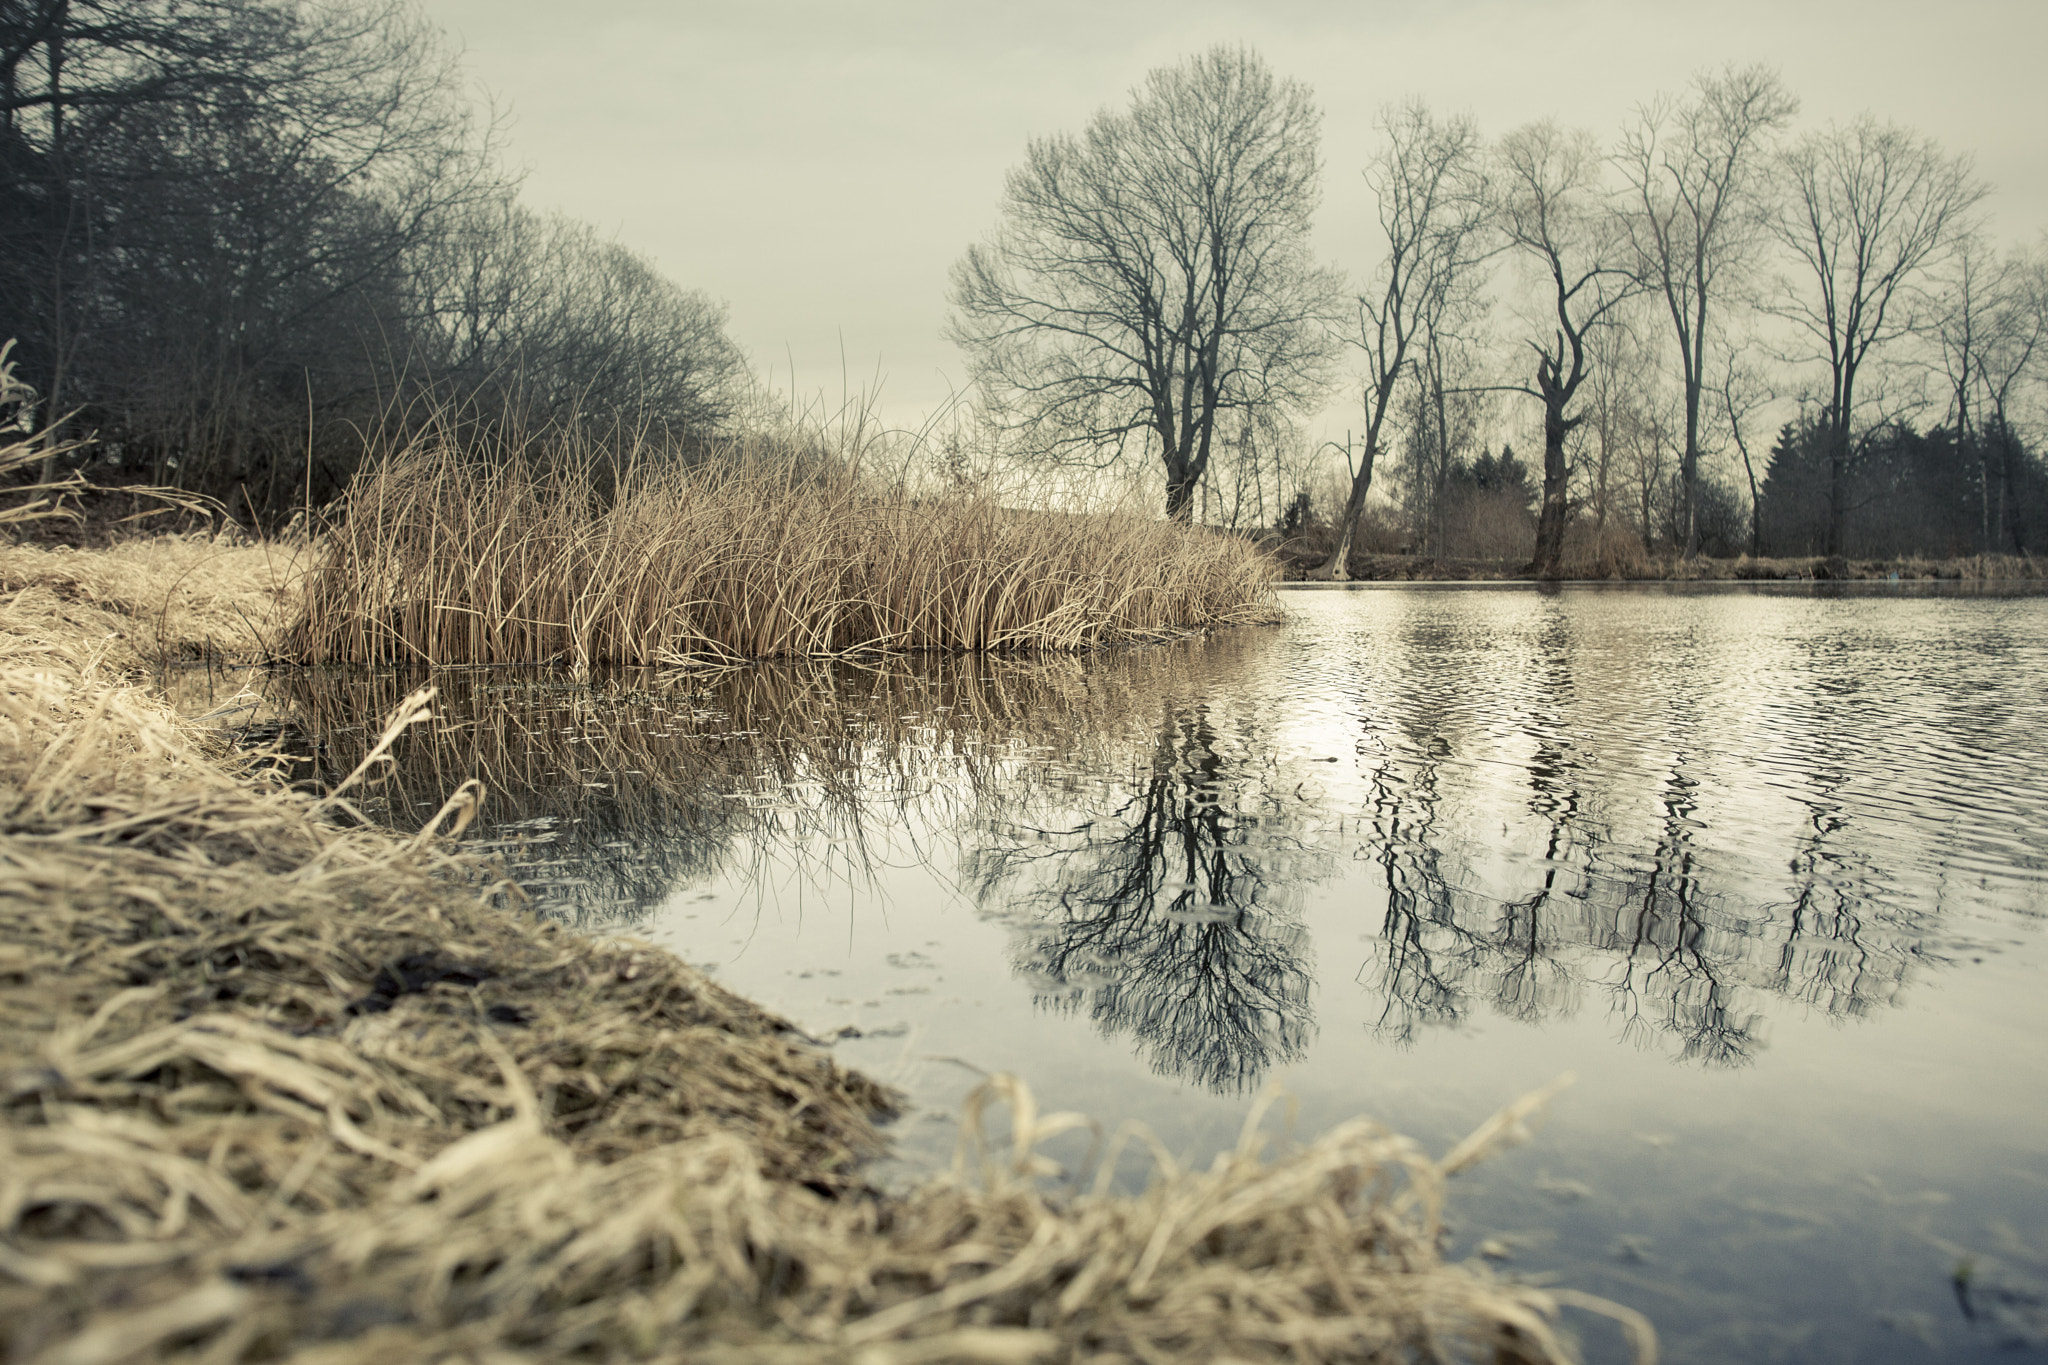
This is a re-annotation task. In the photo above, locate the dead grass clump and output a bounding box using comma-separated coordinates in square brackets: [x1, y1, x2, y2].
[1901, 553, 2044, 580]
[0, 649, 894, 1352]
[282, 442, 1280, 667]
[0, 534, 303, 668]
[1721, 553, 2044, 582]
[1556, 522, 1650, 580]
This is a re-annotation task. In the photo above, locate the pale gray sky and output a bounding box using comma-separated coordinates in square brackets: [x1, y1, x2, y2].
[422, 0, 2048, 436]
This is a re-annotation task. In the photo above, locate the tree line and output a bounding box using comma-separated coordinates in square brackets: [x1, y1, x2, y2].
[0, 0, 748, 524]
[950, 47, 2047, 572]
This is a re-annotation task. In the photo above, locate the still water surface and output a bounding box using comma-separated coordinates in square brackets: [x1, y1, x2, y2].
[295, 583, 2048, 1363]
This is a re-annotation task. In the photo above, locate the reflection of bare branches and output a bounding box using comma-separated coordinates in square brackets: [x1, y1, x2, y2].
[1489, 708, 1590, 1029]
[1492, 828, 1585, 1027]
[1761, 797, 1920, 1019]
[1593, 765, 1766, 1067]
[1363, 744, 1476, 1044]
[1360, 717, 1588, 1045]
[966, 702, 1322, 1093]
[1341, 602, 1938, 1070]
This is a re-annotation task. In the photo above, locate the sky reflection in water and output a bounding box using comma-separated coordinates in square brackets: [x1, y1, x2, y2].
[300, 583, 2048, 1364]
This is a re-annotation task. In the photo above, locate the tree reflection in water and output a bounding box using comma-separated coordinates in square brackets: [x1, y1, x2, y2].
[963, 700, 1324, 1093]
[1347, 599, 1945, 1070]
[274, 593, 2031, 1093]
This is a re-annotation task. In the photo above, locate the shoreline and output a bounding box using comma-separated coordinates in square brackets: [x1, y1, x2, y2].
[1, 533, 1644, 1364]
[1268, 547, 2045, 584]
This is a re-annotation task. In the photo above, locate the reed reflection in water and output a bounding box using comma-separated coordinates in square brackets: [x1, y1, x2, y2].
[277, 651, 1227, 933]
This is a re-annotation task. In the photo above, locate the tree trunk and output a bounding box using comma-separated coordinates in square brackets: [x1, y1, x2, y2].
[1532, 369, 1572, 579]
[1679, 384, 1701, 557]
[1309, 450, 1376, 581]
[1743, 460, 1762, 558]
[1824, 421, 1849, 561]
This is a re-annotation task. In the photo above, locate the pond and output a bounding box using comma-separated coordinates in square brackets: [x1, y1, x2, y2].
[275, 582, 2048, 1364]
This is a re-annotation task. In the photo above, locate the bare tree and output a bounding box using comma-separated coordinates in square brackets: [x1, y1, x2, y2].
[1767, 116, 1984, 560]
[1199, 404, 1316, 533]
[1394, 324, 1491, 555]
[1985, 244, 2048, 551]
[1616, 64, 1796, 557]
[1574, 302, 1661, 536]
[1, 0, 335, 475]
[1311, 99, 1493, 579]
[1498, 120, 1639, 577]
[1935, 235, 2046, 551]
[412, 200, 747, 438]
[1717, 344, 1774, 556]
[949, 46, 1340, 522]
[0, 0, 508, 515]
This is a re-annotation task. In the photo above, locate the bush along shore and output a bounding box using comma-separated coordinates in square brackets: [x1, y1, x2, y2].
[1, 536, 1654, 1364]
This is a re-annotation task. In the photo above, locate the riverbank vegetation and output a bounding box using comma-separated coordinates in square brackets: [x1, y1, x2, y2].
[5, 4, 2040, 583]
[0, 546, 1649, 1365]
[0, 0, 744, 527]
[1268, 538, 2048, 583]
[281, 432, 1280, 668]
[4, 2, 2041, 585]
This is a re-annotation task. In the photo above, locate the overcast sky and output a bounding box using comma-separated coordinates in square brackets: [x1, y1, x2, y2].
[420, 0, 2047, 440]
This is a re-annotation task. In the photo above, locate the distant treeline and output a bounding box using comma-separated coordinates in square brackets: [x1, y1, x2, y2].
[1336, 417, 2048, 563]
[948, 46, 2048, 572]
[1756, 417, 2046, 559]
[0, 0, 747, 524]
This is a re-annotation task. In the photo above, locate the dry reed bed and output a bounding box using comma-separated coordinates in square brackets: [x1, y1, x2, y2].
[282, 446, 1282, 667]
[0, 547, 1651, 1364]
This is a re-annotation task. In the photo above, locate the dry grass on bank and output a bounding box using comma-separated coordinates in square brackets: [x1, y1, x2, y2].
[282, 444, 1281, 668]
[0, 552, 1652, 1364]
[1556, 523, 1652, 580]
[1713, 552, 2045, 582]
[0, 533, 302, 669]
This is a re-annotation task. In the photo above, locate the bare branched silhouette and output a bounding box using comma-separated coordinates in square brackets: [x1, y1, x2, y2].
[965, 703, 1322, 1092]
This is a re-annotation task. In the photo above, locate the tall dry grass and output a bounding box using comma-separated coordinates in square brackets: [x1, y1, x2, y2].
[1556, 521, 1651, 580]
[282, 439, 1281, 667]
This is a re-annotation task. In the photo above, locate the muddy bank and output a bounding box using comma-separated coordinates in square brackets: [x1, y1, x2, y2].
[0, 535, 1646, 1365]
